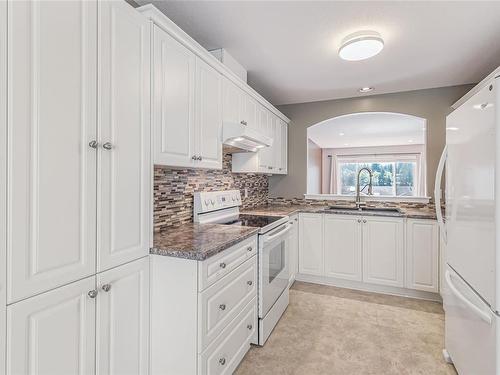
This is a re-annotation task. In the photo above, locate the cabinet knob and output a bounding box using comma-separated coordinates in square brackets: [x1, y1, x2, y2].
[192, 155, 197, 160]
[247, 324, 253, 330]
[247, 246, 253, 252]
[88, 140, 98, 149]
[357, 219, 361, 223]
[363, 219, 367, 223]
[240, 120, 247, 126]
[219, 358, 226, 365]
[87, 290, 98, 299]
[102, 142, 113, 150]
[101, 284, 112, 292]
[219, 303, 226, 311]
[219, 262, 226, 269]
[268, 166, 273, 170]
[247, 280, 253, 286]
[197, 156, 203, 161]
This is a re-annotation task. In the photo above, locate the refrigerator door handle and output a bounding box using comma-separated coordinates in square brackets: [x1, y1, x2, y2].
[445, 270, 492, 325]
[435, 145, 447, 243]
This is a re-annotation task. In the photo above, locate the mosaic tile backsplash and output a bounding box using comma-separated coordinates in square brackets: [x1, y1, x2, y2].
[154, 152, 269, 232]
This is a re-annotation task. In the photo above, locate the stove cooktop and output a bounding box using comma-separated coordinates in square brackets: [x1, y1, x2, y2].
[224, 214, 285, 229]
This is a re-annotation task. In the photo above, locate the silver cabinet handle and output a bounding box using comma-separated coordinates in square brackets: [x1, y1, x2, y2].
[357, 219, 361, 223]
[88, 290, 98, 299]
[219, 262, 226, 269]
[192, 155, 197, 160]
[240, 120, 247, 126]
[247, 246, 253, 252]
[295, 218, 298, 221]
[363, 219, 367, 223]
[197, 156, 203, 161]
[247, 324, 253, 330]
[247, 280, 253, 286]
[219, 304, 226, 311]
[101, 284, 111, 292]
[268, 166, 273, 170]
[219, 358, 226, 365]
[88, 140, 98, 149]
[102, 142, 113, 150]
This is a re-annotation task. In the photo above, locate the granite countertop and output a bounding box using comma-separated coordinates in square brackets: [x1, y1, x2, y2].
[242, 204, 438, 220]
[151, 223, 259, 260]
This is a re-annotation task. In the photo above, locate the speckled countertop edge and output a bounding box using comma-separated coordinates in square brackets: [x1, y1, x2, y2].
[150, 223, 259, 261]
[241, 205, 438, 220]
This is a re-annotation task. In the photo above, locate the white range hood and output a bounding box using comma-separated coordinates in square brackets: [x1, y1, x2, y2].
[223, 121, 273, 152]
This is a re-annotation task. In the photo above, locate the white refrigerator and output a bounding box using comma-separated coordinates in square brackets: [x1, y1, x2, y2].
[436, 68, 500, 374]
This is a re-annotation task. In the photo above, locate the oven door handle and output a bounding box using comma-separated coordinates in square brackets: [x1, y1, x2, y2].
[263, 223, 292, 244]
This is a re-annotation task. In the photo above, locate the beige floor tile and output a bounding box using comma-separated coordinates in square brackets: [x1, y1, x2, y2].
[235, 281, 457, 375]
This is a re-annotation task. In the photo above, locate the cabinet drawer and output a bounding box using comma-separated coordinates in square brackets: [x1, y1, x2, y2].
[199, 298, 257, 375]
[198, 236, 257, 290]
[199, 256, 257, 351]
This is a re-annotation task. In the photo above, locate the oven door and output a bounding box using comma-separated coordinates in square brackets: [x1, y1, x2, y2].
[259, 222, 292, 318]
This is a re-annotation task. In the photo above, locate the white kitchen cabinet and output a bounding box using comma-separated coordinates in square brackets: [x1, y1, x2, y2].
[280, 120, 288, 174]
[406, 219, 439, 292]
[299, 213, 324, 276]
[244, 95, 258, 131]
[97, 257, 150, 375]
[362, 216, 405, 287]
[222, 77, 245, 129]
[153, 26, 196, 167]
[257, 106, 273, 172]
[98, 0, 151, 272]
[273, 117, 282, 174]
[7, 0, 98, 302]
[288, 214, 299, 286]
[324, 215, 363, 282]
[7, 276, 97, 375]
[195, 57, 223, 169]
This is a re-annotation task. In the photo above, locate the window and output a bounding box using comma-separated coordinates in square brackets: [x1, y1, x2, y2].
[337, 154, 421, 197]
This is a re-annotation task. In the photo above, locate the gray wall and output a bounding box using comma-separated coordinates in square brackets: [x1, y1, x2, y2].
[307, 139, 322, 194]
[270, 85, 474, 199]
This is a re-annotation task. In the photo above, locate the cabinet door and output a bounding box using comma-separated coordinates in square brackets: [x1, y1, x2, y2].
[97, 257, 149, 375]
[244, 95, 258, 131]
[7, 276, 96, 375]
[0, 1, 6, 370]
[7, 0, 97, 302]
[281, 121, 288, 174]
[288, 215, 299, 285]
[362, 217, 404, 287]
[324, 215, 362, 281]
[98, 0, 151, 272]
[195, 58, 222, 169]
[406, 219, 439, 292]
[273, 118, 283, 173]
[153, 26, 196, 167]
[298, 213, 324, 276]
[222, 78, 245, 127]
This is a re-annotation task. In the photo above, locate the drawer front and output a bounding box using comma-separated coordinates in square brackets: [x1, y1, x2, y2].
[199, 256, 257, 351]
[199, 236, 257, 290]
[200, 298, 257, 375]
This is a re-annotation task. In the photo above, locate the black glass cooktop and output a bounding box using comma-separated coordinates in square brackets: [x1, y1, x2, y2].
[224, 214, 284, 229]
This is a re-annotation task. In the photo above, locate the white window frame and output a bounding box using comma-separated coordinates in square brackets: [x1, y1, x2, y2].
[336, 153, 423, 197]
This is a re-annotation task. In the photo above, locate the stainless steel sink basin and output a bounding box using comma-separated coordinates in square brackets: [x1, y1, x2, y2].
[325, 206, 403, 214]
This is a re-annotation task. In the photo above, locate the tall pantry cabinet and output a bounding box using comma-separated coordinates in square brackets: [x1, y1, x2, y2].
[3, 1, 151, 374]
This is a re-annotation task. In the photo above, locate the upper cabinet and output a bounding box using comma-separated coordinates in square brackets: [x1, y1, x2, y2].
[140, 4, 289, 172]
[7, 0, 151, 303]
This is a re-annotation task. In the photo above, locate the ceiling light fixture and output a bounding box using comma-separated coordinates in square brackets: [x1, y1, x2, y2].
[339, 31, 384, 61]
[446, 127, 459, 131]
[358, 87, 374, 93]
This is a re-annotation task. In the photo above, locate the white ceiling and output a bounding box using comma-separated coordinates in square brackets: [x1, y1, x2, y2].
[307, 112, 426, 149]
[138, 1, 500, 105]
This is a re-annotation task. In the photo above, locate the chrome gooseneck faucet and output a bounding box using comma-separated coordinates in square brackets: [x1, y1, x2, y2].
[356, 167, 373, 208]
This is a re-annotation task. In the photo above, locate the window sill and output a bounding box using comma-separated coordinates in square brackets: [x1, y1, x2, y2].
[303, 194, 431, 204]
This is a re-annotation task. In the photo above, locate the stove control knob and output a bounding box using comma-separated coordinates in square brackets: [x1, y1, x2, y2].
[204, 199, 210, 206]
[210, 199, 215, 206]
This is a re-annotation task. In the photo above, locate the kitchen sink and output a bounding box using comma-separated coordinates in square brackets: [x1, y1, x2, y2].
[325, 206, 403, 214]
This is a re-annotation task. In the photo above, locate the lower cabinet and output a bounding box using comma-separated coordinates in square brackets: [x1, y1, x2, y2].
[150, 236, 258, 375]
[406, 219, 439, 293]
[298, 213, 324, 276]
[7, 257, 149, 375]
[324, 215, 362, 282]
[288, 214, 299, 286]
[362, 216, 405, 287]
[298, 213, 439, 295]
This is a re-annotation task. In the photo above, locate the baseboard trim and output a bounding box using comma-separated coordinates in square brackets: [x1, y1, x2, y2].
[295, 274, 442, 302]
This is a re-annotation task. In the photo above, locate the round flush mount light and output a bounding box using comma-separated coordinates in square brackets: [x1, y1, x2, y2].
[358, 87, 374, 93]
[339, 31, 384, 61]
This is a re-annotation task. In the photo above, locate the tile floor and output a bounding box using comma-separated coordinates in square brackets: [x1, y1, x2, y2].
[236, 281, 457, 375]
